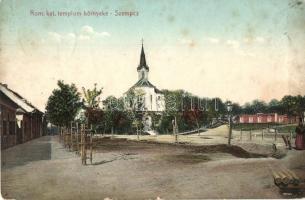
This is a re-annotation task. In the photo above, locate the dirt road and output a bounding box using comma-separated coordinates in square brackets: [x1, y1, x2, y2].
[1, 136, 304, 199]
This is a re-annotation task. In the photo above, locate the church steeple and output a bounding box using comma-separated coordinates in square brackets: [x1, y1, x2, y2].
[137, 39, 149, 80]
[137, 40, 149, 72]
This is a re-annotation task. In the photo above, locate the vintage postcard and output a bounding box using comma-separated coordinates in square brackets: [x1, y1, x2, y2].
[0, 0, 305, 199]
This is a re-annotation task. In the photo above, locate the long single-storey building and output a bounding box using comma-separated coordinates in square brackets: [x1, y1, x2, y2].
[0, 83, 46, 149]
[238, 113, 298, 124]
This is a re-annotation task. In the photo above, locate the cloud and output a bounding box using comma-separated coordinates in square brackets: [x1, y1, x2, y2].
[236, 50, 256, 57]
[79, 25, 110, 40]
[206, 37, 220, 44]
[255, 36, 265, 43]
[46, 26, 110, 43]
[48, 32, 62, 42]
[96, 32, 111, 37]
[179, 38, 194, 45]
[47, 32, 78, 44]
[243, 36, 265, 44]
[226, 40, 240, 49]
[81, 25, 94, 35]
[178, 38, 196, 47]
[78, 34, 91, 41]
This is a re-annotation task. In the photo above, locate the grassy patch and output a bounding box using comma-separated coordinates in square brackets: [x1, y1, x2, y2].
[233, 123, 297, 132]
[276, 125, 297, 133]
[233, 123, 275, 131]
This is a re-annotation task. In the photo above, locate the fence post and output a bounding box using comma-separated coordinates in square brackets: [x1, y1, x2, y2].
[90, 124, 93, 165]
[262, 129, 264, 141]
[59, 126, 62, 143]
[274, 129, 277, 141]
[63, 127, 65, 147]
[249, 129, 252, 141]
[175, 126, 178, 143]
[81, 124, 86, 165]
[70, 122, 73, 151]
[80, 124, 83, 164]
[76, 122, 79, 154]
[240, 128, 243, 141]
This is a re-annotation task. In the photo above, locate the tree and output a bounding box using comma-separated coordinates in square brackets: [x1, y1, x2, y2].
[232, 103, 242, 115]
[82, 83, 103, 109]
[82, 84, 103, 126]
[281, 95, 296, 118]
[267, 99, 283, 114]
[251, 99, 267, 113]
[293, 95, 305, 117]
[103, 96, 118, 134]
[102, 96, 128, 134]
[124, 88, 147, 133]
[243, 102, 255, 114]
[160, 89, 185, 133]
[46, 80, 82, 127]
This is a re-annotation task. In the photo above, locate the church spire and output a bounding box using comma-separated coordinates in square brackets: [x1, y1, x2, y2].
[137, 39, 149, 71]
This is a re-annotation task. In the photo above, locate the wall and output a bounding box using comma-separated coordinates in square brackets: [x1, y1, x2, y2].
[0, 104, 17, 149]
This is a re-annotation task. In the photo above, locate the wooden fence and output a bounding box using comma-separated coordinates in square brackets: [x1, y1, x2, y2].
[59, 122, 95, 165]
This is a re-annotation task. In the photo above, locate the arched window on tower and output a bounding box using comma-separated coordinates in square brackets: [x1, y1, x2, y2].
[142, 71, 145, 79]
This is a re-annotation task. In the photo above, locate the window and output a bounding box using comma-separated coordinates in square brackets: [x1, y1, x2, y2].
[137, 96, 145, 111]
[9, 121, 15, 135]
[258, 117, 262, 123]
[3, 121, 7, 135]
[249, 117, 253, 123]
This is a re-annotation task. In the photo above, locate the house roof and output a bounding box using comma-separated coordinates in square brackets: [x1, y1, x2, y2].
[0, 83, 43, 114]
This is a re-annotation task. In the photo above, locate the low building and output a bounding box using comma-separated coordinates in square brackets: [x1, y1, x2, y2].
[238, 113, 298, 124]
[0, 83, 46, 149]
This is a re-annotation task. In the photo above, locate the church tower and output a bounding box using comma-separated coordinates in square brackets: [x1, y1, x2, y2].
[137, 41, 149, 80]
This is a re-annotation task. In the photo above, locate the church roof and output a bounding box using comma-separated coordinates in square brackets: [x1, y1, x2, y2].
[131, 79, 162, 94]
[137, 44, 149, 71]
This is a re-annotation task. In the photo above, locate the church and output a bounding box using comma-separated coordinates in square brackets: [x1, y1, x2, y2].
[124, 42, 165, 133]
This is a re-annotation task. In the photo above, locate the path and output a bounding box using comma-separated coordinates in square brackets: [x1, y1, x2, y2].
[1, 135, 304, 199]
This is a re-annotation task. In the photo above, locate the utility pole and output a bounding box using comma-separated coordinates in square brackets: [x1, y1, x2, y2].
[226, 102, 233, 145]
[173, 116, 178, 143]
[228, 115, 232, 145]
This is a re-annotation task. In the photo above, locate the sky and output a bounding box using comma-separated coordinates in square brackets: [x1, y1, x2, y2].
[0, 0, 305, 111]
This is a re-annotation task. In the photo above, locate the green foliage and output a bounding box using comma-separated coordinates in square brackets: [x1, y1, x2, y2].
[281, 95, 305, 117]
[159, 89, 209, 133]
[46, 80, 82, 126]
[242, 95, 305, 117]
[82, 83, 102, 108]
[45, 80, 305, 135]
[102, 96, 134, 134]
[82, 84, 103, 126]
